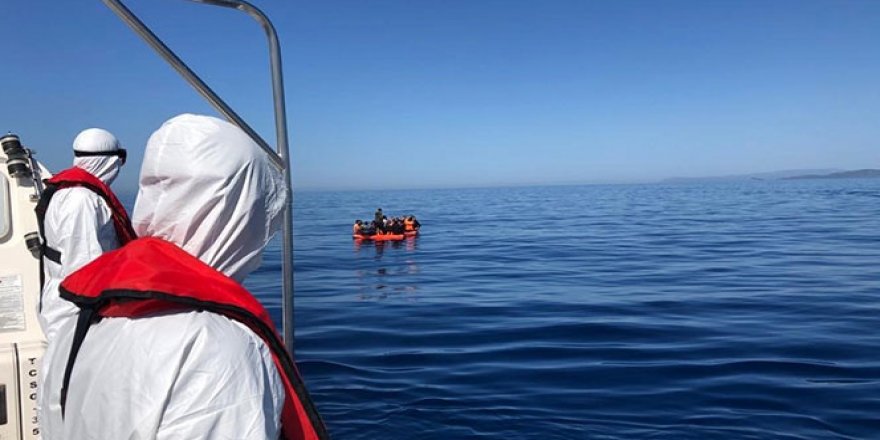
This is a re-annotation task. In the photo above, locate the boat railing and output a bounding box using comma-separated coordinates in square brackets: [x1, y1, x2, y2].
[100, 0, 297, 354]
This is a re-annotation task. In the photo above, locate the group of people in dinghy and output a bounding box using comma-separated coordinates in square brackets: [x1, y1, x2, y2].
[352, 207, 420, 240]
[32, 115, 327, 439]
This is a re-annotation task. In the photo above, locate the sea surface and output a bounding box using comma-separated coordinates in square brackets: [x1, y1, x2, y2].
[250, 179, 880, 439]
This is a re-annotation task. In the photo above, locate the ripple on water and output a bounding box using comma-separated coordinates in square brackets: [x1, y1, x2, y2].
[253, 180, 880, 439]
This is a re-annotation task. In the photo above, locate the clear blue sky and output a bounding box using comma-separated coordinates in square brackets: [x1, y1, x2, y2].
[2, 0, 878, 193]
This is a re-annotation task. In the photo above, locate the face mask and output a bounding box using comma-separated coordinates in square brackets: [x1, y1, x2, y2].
[73, 154, 123, 185]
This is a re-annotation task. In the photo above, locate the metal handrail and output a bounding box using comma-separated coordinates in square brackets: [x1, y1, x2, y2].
[101, 0, 297, 354]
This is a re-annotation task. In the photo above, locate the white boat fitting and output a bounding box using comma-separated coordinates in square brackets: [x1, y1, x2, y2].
[0, 134, 49, 440]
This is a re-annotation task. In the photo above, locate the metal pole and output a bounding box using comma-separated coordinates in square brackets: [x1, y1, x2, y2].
[100, 0, 284, 168]
[187, 0, 297, 358]
[101, 0, 297, 354]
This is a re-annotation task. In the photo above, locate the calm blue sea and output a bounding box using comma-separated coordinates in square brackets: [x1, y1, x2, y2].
[250, 179, 880, 439]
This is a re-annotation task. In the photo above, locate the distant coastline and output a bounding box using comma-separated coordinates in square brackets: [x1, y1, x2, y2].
[783, 169, 880, 180]
[664, 168, 880, 183]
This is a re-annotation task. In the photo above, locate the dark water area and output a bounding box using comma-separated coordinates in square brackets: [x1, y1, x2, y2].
[251, 179, 880, 439]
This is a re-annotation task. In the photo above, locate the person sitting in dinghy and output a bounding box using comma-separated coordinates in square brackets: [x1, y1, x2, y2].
[49, 114, 327, 439]
[35, 128, 136, 438]
[404, 215, 420, 232]
[360, 220, 376, 236]
[389, 217, 405, 234]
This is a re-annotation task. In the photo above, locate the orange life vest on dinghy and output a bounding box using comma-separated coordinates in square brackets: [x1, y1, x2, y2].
[59, 237, 329, 440]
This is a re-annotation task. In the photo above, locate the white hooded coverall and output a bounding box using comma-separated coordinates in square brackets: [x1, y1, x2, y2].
[46, 114, 290, 439]
[38, 128, 126, 438]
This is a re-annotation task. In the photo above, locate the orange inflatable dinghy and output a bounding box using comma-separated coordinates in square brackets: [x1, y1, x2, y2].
[353, 233, 406, 241]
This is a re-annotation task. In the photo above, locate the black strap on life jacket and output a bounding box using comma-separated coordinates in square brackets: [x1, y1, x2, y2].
[59, 304, 98, 417]
[34, 182, 62, 307]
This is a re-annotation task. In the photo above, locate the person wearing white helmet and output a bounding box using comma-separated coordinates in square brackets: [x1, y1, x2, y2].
[50, 115, 326, 439]
[35, 127, 136, 438]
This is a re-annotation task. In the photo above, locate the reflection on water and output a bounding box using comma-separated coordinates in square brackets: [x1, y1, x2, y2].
[353, 237, 420, 300]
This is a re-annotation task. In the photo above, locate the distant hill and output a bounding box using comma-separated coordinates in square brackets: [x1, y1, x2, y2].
[662, 169, 840, 184]
[784, 169, 880, 180]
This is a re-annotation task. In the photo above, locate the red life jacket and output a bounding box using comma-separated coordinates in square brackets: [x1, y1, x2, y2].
[59, 237, 329, 440]
[35, 166, 137, 264]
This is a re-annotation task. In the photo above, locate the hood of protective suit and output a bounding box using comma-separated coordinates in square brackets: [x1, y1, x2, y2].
[132, 114, 287, 282]
[73, 128, 123, 185]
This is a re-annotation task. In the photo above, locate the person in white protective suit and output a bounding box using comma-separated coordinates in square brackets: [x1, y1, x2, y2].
[36, 128, 135, 438]
[49, 114, 327, 439]
[38, 128, 129, 341]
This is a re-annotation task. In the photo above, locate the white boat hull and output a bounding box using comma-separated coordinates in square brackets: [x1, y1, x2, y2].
[0, 140, 48, 439]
